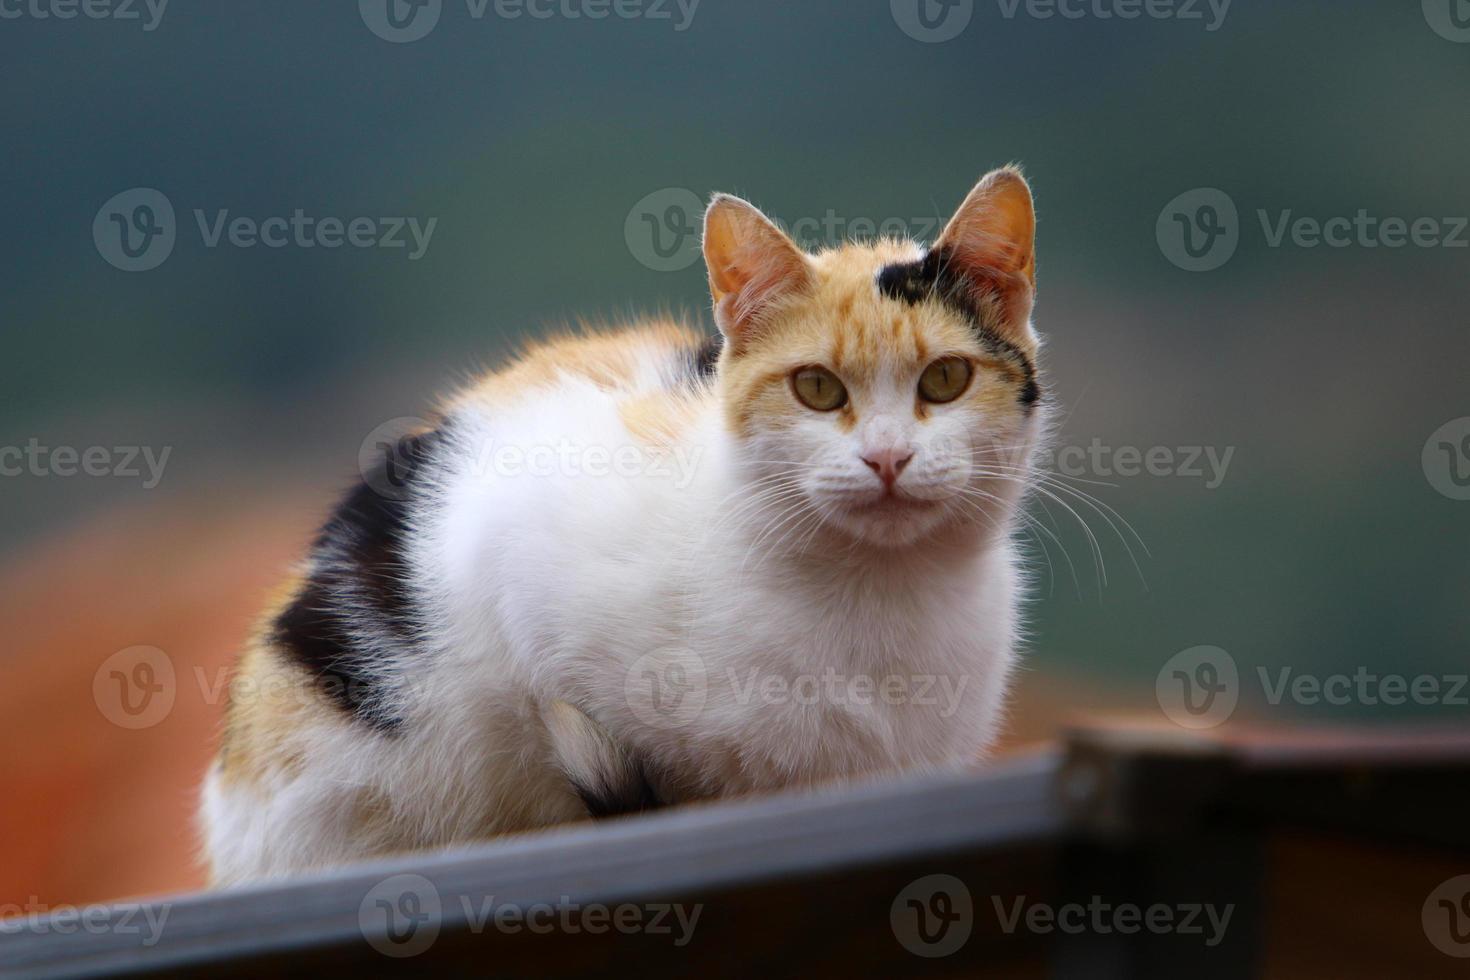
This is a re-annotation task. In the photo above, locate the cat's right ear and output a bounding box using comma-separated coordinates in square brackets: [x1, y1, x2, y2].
[703, 194, 811, 350]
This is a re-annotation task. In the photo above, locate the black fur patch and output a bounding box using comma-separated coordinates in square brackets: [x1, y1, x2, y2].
[272, 424, 445, 732]
[571, 761, 664, 819]
[876, 245, 958, 307]
[877, 245, 1041, 409]
[690, 331, 723, 380]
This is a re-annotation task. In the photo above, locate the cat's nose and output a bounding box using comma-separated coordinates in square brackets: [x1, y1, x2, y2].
[862, 448, 914, 488]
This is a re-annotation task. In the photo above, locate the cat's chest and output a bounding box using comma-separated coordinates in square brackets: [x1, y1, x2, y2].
[644, 648, 980, 799]
[632, 578, 999, 791]
[694, 564, 986, 668]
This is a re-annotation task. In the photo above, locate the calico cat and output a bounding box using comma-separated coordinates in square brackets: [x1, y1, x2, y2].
[201, 167, 1045, 885]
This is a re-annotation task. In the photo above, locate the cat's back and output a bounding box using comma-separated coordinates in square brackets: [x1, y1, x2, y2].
[445, 320, 719, 416]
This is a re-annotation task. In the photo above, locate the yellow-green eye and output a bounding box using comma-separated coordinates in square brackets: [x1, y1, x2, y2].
[792, 366, 848, 412]
[918, 357, 973, 404]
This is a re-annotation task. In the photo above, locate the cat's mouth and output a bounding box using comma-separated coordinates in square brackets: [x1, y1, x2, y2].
[826, 489, 954, 547]
[845, 492, 943, 516]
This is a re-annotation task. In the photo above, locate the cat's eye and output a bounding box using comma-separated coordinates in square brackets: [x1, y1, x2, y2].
[918, 357, 973, 404]
[792, 367, 848, 412]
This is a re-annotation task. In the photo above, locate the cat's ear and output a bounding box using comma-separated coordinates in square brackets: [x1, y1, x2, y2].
[934, 166, 1037, 336]
[703, 194, 811, 349]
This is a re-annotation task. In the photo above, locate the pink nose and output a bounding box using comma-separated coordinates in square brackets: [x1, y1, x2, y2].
[862, 448, 914, 488]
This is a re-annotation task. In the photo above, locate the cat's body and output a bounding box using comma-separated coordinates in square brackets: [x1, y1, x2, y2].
[202, 169, 1045, 885]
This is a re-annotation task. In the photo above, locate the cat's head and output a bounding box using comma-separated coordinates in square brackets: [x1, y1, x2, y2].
[704, 167, 1042, 549]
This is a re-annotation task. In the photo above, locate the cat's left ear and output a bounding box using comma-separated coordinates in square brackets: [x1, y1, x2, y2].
[703, 194, 811, 350]
[934, 166, 1037, 337]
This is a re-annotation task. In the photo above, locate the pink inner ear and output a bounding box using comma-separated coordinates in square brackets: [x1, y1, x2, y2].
[705, 200, 810, 343]
[941, 232, 1035, 333]
[935, 172, 1037, 336]
[718, 240, 807, 336]
[947, 225, 1033, 283]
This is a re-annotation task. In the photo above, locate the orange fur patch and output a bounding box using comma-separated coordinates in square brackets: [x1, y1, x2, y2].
[447, 319, 707, 414]
[619, 389, 705, 447]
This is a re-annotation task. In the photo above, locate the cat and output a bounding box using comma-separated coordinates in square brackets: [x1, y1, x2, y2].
[200, 167, 1045, 885]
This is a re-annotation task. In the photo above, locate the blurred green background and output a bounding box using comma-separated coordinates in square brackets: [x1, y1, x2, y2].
[3, 0, 1468, 722]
